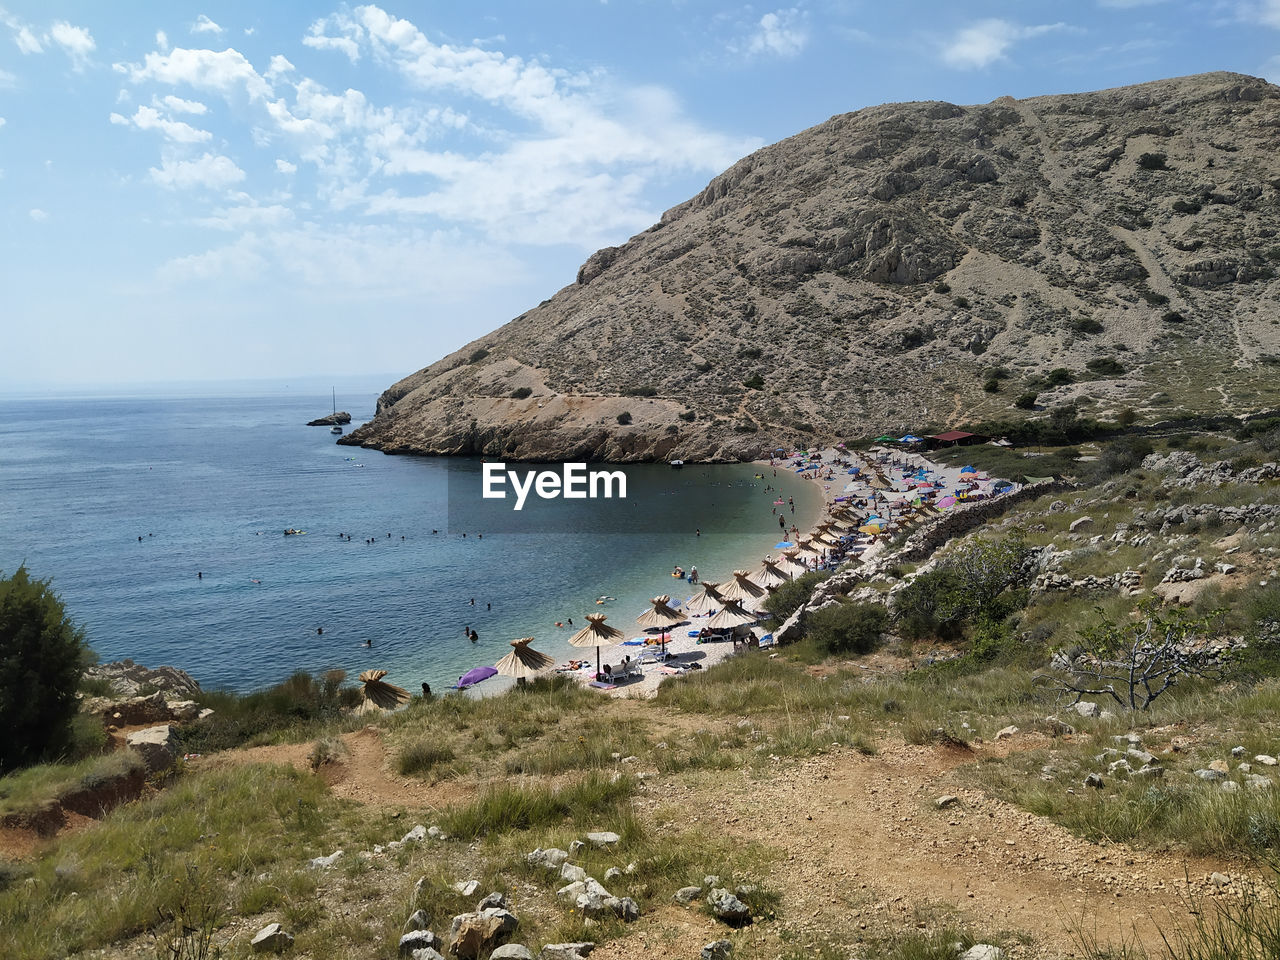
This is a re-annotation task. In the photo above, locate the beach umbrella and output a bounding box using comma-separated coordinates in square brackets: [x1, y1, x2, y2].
[456, 665, 498, 690]
[937, 495, 958, 509]
[792, 537, 822, 558]
[569, 613, 625, 677]
[775, 550, 810, 577]
[637, 595, 686, 658]
[494, 637, 555, 681]
[774, 540, 794, 548]
[718, 570, 769, 609]
[356, 669, 411, 711]
[707, 600, 759, 630]
[873, 435, 895, 442]
[858, 523, 884, 535]
[751, 557, 793, 589]
[684, 581, 727, 616]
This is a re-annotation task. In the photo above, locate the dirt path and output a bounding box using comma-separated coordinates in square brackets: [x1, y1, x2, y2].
[665, 738, 1225, 958]
[200, 725, 474, 809]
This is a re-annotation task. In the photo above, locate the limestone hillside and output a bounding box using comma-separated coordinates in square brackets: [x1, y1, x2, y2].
[344, 72, 1280, 462]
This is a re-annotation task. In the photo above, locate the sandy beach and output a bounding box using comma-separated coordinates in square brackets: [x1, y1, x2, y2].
[571, 443, 1014, 698]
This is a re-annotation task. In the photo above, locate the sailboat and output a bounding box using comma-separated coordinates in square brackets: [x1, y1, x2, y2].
[329, 388, 343, 434]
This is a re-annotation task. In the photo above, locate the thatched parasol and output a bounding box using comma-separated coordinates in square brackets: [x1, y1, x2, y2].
[750, 557, 792, 589]
[775, 550, 810, 577]
[718, 570, 769, 609]
[357, 669, 411, 711]
[568, 614, 625, 678]
[636, 595, 685, 658]
[495, 637, 555, 680]
[683, 581, 726, 616]
[792, 537, 822, 558]
[707, 600, 760, 630]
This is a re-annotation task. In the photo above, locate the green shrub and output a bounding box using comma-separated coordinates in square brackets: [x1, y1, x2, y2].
[1162, 310, 1186, 323]
[933, 281, 951, 294]
[1086, 357, 1125, 376]
[762, 571, 830, 624]
[808, 602, 887, 655]
[738, 347, 763, 359]
[693, 360, 713, 373]
[623, 385, 657, 397]
[1137, 152, 1168, 170]
[1045, 368, 1074, 386]
[0, 567, 91, 773]
[1172, 199, 1202, 214]
[510, 386, 533, 399]
[398, 742, 455, 778]
[678, 410, 696, 422]
[1072, 317, 1104, 335]
[953, 296, 971, 309]
[1013, 392, 1038, 410]
[895, 535, 1029, 642]
[742, 374, 765, 390]
[616, 412, 632, 425]
[468, 348, 489, 364]
[982, 378, 1001, 393]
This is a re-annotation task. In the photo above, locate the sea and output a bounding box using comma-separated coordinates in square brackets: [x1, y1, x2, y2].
[0, 381, 823, 695]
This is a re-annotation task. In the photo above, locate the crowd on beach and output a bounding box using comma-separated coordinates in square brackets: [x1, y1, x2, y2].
[529, 442, 1016, 698]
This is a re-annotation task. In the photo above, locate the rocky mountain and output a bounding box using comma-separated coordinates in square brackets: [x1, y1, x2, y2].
[344, 72, 1280, 461]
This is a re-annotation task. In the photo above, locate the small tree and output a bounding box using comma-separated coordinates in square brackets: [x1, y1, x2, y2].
[808, 602, 887, 654]
[0, 567, 91, 772]
[1043, 598, 1228, 711]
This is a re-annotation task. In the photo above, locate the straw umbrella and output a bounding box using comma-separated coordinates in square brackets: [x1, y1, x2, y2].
[719, 570, 769, 610]
[707, 600, 759, 630]
[792, 537, 822, 558]
[684, 581, 726, 615]
[568, 614, 625, 679]
[357, 669, 411, 711]
[636, 595, 685, 658]
[775, 550, 810, 577]
[494, 637, 555, 682]
[750, 557, 792, 589]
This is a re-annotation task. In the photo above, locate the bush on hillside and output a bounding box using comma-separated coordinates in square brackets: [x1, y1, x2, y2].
[1013, 392, 1038, 410]
[0, 567, 91, 773]
[895, 535, 1030, 642]
[762, 571, 830, 625]
[808, 602, 887, 655]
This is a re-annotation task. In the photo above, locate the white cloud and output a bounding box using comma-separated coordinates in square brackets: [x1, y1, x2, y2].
[156, 29, 169, 50]
[746, 9, 809, 57]
[49, 21, 95, 69]
[29, 208, 47, 221]
[116, 47, 273, 101]
[0, 68, 14, 88]
[302, 12, 364, 62]
[113, 105, 212, 143]
[192, 15, 224, 36]
[161, 94, 207, 114]
[195, 203, 293, 230]
[941, 18, 1066, 69]
[276, 158, 298, 174]
[0, 117, 6, 129]
[159, 223, 527, 302]
[150, 153, 246, 190]
[15, 26, 42, 54]
[265, 54, 295, 79]
[1244, 0, 1280, 27]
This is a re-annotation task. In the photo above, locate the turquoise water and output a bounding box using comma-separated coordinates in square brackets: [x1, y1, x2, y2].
[0, 387, 821, 693]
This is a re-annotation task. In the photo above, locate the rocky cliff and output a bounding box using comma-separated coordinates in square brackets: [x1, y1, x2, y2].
[344, 72, 1280, 461]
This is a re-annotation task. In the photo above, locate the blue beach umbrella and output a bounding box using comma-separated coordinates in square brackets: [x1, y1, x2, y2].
[775, 541, 794, 549]
[456, 665, 498, 689]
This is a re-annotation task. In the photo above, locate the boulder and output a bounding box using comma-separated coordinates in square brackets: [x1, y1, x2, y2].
[1255, 755, 1278, 766]
[1194, 769, 1224, 781]
[539, 944, 594, 960]
[1073, 701, 1100, 718]
[674, 885, 703, 904]
[603, 867, 623, 881]
[585, 831, 621, 848]
[959, 946, 1004, 960]
[306, 850, 344, 870]
[560, 863, 587, 883]
[935, 795, 959, 809]
[125, 724, 179, 772]
[707, 888, 751, 925]
[994, 725, 1018, 740]
[167, 699, 201, 722]
[409, 950, 445, 960]
[490, 947, 535, 960]
[453, 880, 481, 897]
[606, 896, 639, 922]
[1208, 760, 1230, 774]
[702, 940, 733, 960]
[1069, 517, 1093, 533]
[251, 923, 294, 953]
[477, 892, 509, 912]
[402, 825, 427, 843]
[447, 908, 518, 960]
[404, 909, 431, 931]
[1083, 773, 1104, 789]
[526, 848, 570, 871]
[399, 930, 439, 957]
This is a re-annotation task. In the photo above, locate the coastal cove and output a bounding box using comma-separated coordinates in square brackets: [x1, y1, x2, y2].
[0, 388, 821, 694]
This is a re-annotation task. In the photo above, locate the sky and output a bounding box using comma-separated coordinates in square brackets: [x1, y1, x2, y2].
[2, 2, 1279, 390]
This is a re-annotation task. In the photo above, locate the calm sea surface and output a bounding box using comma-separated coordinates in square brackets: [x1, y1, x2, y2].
[0, 386, 821, 693]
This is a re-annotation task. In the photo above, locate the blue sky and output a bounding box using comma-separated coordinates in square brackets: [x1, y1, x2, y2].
[2, 2, 1277, 389]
